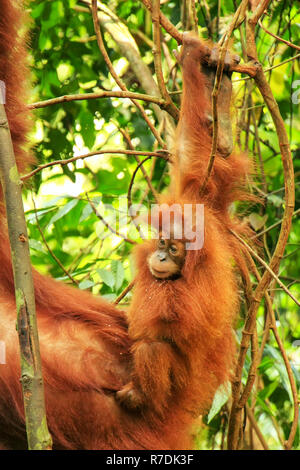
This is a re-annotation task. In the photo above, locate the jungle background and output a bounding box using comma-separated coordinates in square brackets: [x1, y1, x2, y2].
[23, 0, 299, 450]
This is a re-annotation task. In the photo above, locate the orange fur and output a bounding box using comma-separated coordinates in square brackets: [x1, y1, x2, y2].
[0, 0, 34, 175]
[171, 33, 252, 214]
[0, 4, 251, 450]
[124, 204, 238, 418]
[117, 34, 254, 422]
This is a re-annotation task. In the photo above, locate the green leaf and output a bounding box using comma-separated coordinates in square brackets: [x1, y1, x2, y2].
[97, 268, 115, 289]
[31, 2, 45, 19]
[26, 206, 57, 224]
[62, 164, 76, 183]
[29, 239, 47, 254]
[79, 203, 94, 222]
[79, 110, 95, 148]
[78, 280, 95, 290]
[111, 260, 125, 292]
[207, 382, 231, 423]
[258, 356, 275, 373]
[267, 194, 284, 207]
[48, 199, 79, 226]
[256, 396, 275, 416]
[38, 31, 52, 51]
[258, 380, 279, 401]
[265, 345, 294, 401]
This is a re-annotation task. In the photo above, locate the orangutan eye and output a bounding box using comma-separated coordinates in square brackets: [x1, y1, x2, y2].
[169, 244, 178, 255]
[158, 239, 166, 248]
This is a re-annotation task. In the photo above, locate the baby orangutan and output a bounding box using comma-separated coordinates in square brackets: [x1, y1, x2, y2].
[116, 201, 238, 415]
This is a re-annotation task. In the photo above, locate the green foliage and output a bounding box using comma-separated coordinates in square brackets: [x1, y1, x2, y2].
[26, 0, 299, 450]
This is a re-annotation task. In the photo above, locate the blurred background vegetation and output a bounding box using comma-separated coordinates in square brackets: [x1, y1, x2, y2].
[24, 0, 299, 450]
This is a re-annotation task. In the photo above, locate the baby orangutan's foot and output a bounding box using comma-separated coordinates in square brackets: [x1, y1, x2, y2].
[116, 382, 145, 411]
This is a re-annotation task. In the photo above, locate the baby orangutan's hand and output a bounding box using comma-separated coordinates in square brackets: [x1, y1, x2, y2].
[116, 381, 145, 411]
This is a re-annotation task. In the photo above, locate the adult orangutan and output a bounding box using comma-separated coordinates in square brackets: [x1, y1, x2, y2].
[0, 1, 251, 450]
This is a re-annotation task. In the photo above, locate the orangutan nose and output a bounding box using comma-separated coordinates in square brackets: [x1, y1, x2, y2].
[158, 252, 166, 262]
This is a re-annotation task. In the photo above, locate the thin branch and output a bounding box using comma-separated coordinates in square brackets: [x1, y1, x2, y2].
[245, 404, 269, 450]
[85, 193, 137, 245]
[231, 231, 300, 312]
[181, 0, 198, 34]
[251, 104, 267, 194]
[117, 125, 159, 202]
[200, 0, 213, 38]
[116, 125, 156, 240]
[90, 0, 166, 188]
[151, 0, 180, 121]
[251, 0, 270, 24]
[31, 195, 79, 286]
[114, 280, 135, 304]
[21, 149, 170, 181]
[78, 0, 175, 148]
[252, 208, 300, 240]
[191, 0, 199, 34]
[239, 326, 259, 410]
[28, 90, 165, 110]
[228, 258, 260, 450]
[258, 18, 300, 51]
[91, 0, 166, 147]
[127, 155, 157, 210]
[244, 248, 299, 451]
[234, 52, 300, 82]
[140, 0, 183, 43]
